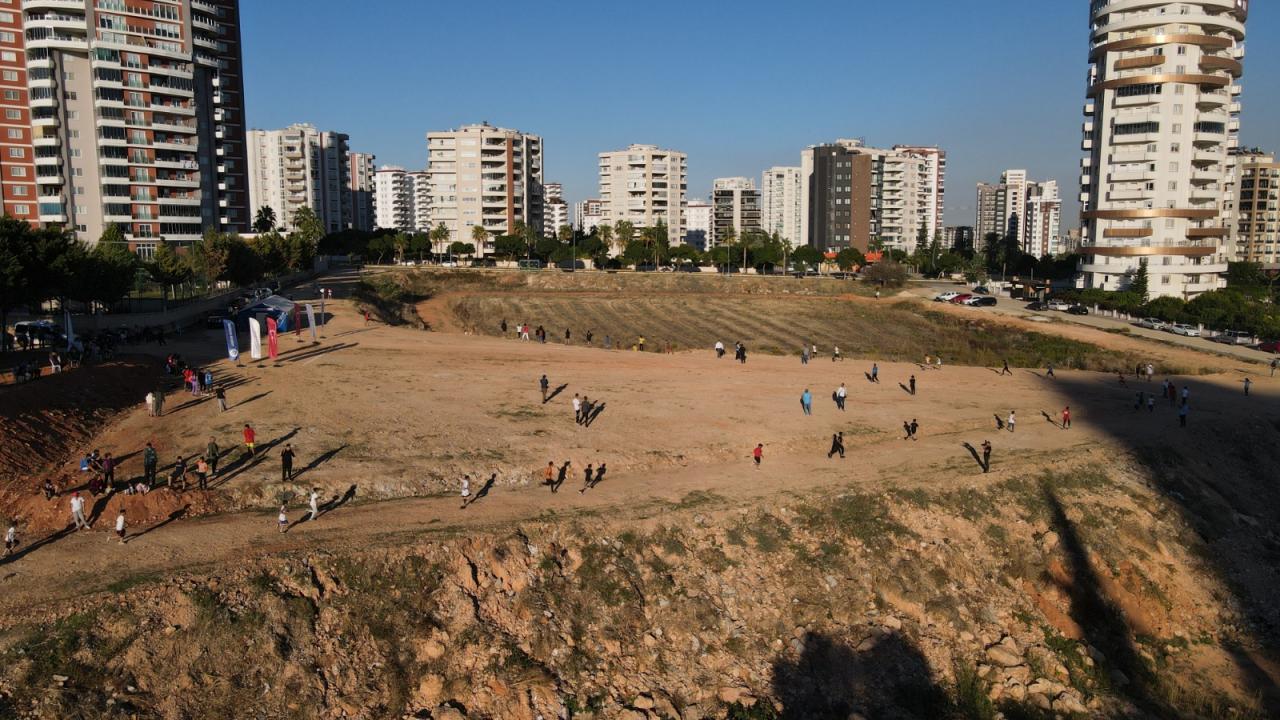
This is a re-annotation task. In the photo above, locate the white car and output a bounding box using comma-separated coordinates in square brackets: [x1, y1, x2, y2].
[934, 291, 961, 302]
[1134, 317, 1166, 331]
[1167, 323, 1200, 337]
[1047, 300, 1071, 311]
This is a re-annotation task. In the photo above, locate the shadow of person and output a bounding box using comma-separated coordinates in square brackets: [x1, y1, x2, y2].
[864, 372, 874, 383]
[960, 442, 986, 472]
[129, 505, 190, 541]
[1041, 410, 1064, 429]
[294, 445, 347, 480]
[898, 383, 912, 396]
[588, 464, 607, 490]
[585, 403, 607, 427]
[545, 384, 568, 404]
[321, 485, 358, 516]
[992, 414, 1005, 430]
[0, 526, 75, 565]
[770, 630, 950, 719]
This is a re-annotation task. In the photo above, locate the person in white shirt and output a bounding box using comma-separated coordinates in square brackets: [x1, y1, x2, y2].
[144, 391, 155, 417]
[1007, 411, 1017, 433]
[278, 505, 289, 533]
[714, 341, 725, 359]
[114, 509, 127, 544]
[308, 489, 320, 522]
[70, 492, 89, 530]
[835, 383, 848, 411]
[572, 394, 582, 424]
[3, 522, 17, 557]
[460, 475, 471, 508]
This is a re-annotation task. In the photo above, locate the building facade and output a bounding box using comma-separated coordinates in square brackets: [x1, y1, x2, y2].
[762, 166, 803, 247]
[598, 144, 686, 245]
[247, 123, 350, 233]
[710, 177, 761, 247]
[543, 181, 569, 237]
[575, 197, 604, 233]
[944, 225, 975, 252]
[684, 199, 710, 251]
[0, 0, 249, 248]
[1026, 180, 1063, 257]
[373, 165, 413, 232]
[1225, 149, 1278, 265]
[1080, 0, 1248, 298]
[426, 123, 543, 255]
[347, 151, 375, 232]
[410, 170, 431, 233]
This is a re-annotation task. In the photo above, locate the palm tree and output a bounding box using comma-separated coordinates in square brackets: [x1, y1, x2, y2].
[430, 223, 451, 258]
[597, 223, 614, 256]
[253, 206, 277, 234]
[615, 220, 635, 256]
[470, 225, 489, 259]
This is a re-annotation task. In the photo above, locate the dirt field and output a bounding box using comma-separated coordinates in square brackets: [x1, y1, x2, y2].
[1, 268, 1277, 718]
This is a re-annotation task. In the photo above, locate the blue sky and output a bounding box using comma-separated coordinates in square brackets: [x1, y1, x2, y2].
[242, 0, 1280, 227]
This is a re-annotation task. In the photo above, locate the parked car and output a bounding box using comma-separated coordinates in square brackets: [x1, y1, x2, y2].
[1066, 305, 1089, 316]
[1046, 300, 1071, 311]
[13, 320, 65, 348]
[971, 296, 998, 307]
[1255, 340, 1280, 353]
[950, 294, 974, 304]
[972, 286, 990, 295]
[1167, 323, 1200, 337]
[1213, 330, 1254, 345]
[935, 291, 961, 302]
[1025, 301, 1049, 311]
[1134, 317, 1167, 331]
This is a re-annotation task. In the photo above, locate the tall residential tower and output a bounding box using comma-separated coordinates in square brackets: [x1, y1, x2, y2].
[598, 144, 686, 245]
[1080, 0, 1248, 298]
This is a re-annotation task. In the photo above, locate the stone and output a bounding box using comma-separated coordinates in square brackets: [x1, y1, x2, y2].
[633, 694, 655, 710]
[1054, 692, 1090, 715]
[1029, 692, 1052, 710]
[434, 707, 465, 720]
[882, 616, 903, 630]
[986, 646, 1024, 668]
[1039, 531, 1060, 551]
[414, 675, 445, 707]
[1005, 683, 1027, 702]
[717, 687, 744, 704]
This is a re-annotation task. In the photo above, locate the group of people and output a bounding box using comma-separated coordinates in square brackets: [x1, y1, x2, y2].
[538, 460, 609, 495]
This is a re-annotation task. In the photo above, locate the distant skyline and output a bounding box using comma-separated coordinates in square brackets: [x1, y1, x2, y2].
[241, 0, 1280, 229]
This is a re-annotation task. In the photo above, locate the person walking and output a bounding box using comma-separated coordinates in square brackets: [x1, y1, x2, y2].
[835, 383, 848, 411]
[752, 443, 763, 468]
[215, 385, 227, 412]
[902, 421, 913, 440]
[114, 508, 127, 544]
[909, 419, 919, 441]
[592, 463, 607, 488]
[153, 388, 164, 417]
[1007, 410, 1017, 433]
[206, 437, 219, 477]
[70, 492, 90, 530]
[828, 432, 845, 459]
[999, 359, 1012, 376]
[1062, 406, 1071, 430]
[540, 374, 550, 402]
[278, 505, 289, 533]
[981, 440, 992, 473]
[1179, 403, 1189, 428]
[1270, 358, 1277, 377]
[832, 345, 842, 362]
[308, 488, 320, 521]
[801, 389, 813, 416]
[143, 442, 158, 486]
[460, 476, 471, 506]
[715, 341, 725, 359]
[543, 461, 555, 491]
[1181, 386, 1190, 406]
[579, 464, 594, 494]
[1046, 363, 1056, 379]
[243, 423, 256, 457]
[564, 328, 572, 344]
[170, 456, 188, 492]
[555, 462, 571, 493]
[572, 394, 582, 425]
[1146, 364, 1155, 383]
[801, 345, 810, 365]
[101, 452, 116, 491]
[1244, 377, 1253, 397]
[585, 330, 594, 345]
[909, 375, 917, 396]
[3, 520, 16, 557]
[145, 391, 155, 417]
[581, 396, 594, 426]
[281, 444, 296, 482]
[194, 456, 210, 490]
[871, 363, 879, 383]
[42, 479, 57, 501]
[1147, 395, 1155, 413]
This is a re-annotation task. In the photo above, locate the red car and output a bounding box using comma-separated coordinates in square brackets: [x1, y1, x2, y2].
[1256, 340, 1280, 353]
[950, 294, 973, 304]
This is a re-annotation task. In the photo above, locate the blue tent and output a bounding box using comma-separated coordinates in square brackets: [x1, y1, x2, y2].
[235, 295, 297, 331]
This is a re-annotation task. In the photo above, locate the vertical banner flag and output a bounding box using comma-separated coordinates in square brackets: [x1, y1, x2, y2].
[319, 298, 326, 333]
[292, 305, 302, 338]
[222, 319, 240, 361]
[248, 317, 263, 360]
[64, 308, 76, 351]
[305, 304, 318, 341]
[267, 317, 279, 360]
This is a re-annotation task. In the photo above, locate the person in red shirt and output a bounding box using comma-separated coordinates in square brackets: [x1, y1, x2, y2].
[752, 443, 763, 468]
[1062, 406, 1072, 430]
[243, 423, 256, 456]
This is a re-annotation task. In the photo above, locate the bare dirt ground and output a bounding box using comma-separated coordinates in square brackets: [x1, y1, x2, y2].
[1, 269, 1277, 718]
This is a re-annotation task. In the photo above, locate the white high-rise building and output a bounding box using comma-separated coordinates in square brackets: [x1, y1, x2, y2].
[1080, 0, 1248, 298]
[374, 166, 414, 232]
[1026, 181, 1063, 257]
[598, 144, 687, 245]
[348, 152, 376, 232]
[247, 123, 351, 233]
[544, 182, 570, 237]
[762, 166, 803, 246]
[410, 172, 432, 233]
[685, 199, 712, 251]
[710, 178, 762, 247]
[427, 123, 544, 255]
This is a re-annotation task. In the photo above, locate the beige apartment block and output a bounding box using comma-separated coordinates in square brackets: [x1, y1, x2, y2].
[598, 144, 687, 246]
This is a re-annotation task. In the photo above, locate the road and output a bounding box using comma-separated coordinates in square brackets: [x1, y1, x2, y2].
[903, 281, 1279, 366]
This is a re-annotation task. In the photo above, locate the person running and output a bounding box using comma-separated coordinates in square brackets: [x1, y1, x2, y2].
[540, 374, 550, 402]
[70, 492, 90, 530]
[243, 424, 256, 456]
[206, 437, 219, 477]
[1007, 410, 1017, 433]
[909, 375, 916, 396]
[1062, 406, 1071, 430]
[1046, 363, 1056, 379]
[215, 385, 228, 412]
[308, 488, 321, 521]
[999, 360, 1012, 376]
[278, 505, 289, 533]
[555, 462, 571, 493]
[3, 520, 17, 557]
[981, 440, 992, 473]
[143, 442, 158, 486]
[543, 461, 555, 491]
[801, 389, 813, 416]
[715, 340, 725, 359]
[871, 363, 879, 383]
[579, 464, 594, 494]
[828, 432, 845, 459]
[835, 383, 848, 411]
[752, 443, 763, 468]
[114, 508, 127, 544]
[572, 394, 582, 424]
[281, 444, 296, 481]
[1244, 377, 1253, 397]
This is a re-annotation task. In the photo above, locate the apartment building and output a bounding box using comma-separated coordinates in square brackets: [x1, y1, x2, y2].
[410, 170, 430, 233]
[575, 197, 603, 233]
[598, 144, 686, 245]
[762, 166, 802, 246]
[247, 123, 350, 233]
[1026, 180, 1063, 257]
[943, 225, 975, 251]
[684, 198, 710, 251]
[0, 0, 249, 249]
[1225, 149, 1278, 265]
[373, 165, 413, 231]
[426, 122, 543, 255]
[710, 177, 761, 247]
[975, 170, 1061, 255]
[543, 181, 569, 236]
[347, 151, 375, 232]
[1080, 0, 1248, 298]
[798, 139, 945, 253]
